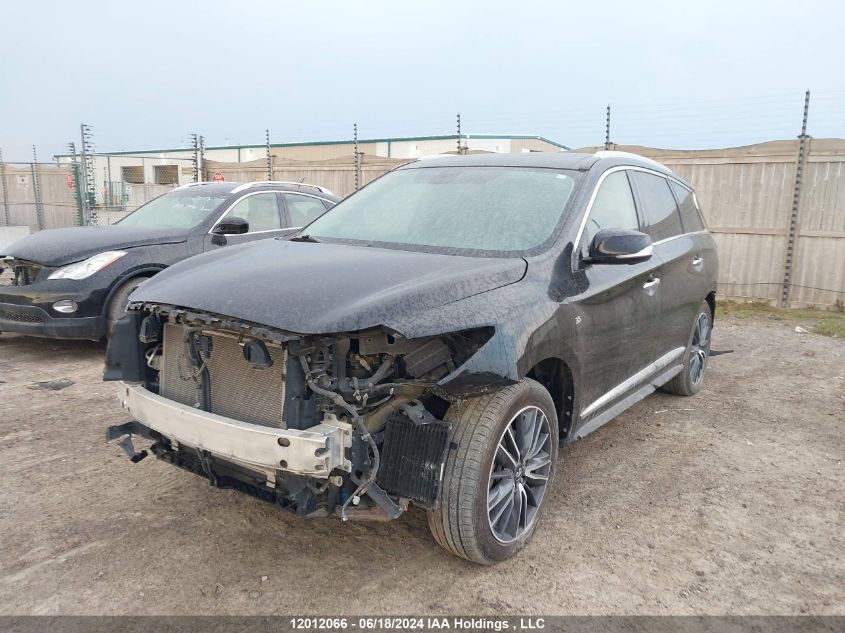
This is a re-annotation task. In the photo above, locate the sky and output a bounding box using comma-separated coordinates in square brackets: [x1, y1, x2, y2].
[1, 0, 844, 161]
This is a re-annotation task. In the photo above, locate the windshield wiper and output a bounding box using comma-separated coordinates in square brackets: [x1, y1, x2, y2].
[289, 234, 322, 243]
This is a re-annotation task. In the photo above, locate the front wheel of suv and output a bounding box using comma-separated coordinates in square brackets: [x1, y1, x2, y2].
[661, 300, 713, 396]
[106, 276, 147, 336]
[427, 378, 559, 564]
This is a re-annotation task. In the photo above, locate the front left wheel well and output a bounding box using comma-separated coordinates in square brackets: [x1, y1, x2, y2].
[526, 357, 574, 441]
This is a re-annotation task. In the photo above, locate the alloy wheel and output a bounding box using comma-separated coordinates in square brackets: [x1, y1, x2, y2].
[689, 312, 710, 385]
[487, 406, 552, 544]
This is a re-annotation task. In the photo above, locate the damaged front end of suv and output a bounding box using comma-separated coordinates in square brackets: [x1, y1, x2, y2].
[103, 156, 604, 564]
[105, 302, 499, 521]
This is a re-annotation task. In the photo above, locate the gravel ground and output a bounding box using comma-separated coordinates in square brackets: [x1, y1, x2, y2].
[0, 316, 842, 615]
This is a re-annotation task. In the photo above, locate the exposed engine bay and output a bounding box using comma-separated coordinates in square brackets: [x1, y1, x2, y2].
[105, 303, 496, 521]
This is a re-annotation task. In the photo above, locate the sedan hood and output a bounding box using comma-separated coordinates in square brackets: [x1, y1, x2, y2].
[131, 239, 527, 334]
[1, 226, 191, 267]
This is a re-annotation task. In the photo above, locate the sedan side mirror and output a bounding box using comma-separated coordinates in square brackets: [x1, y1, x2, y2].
[584, 229, 653, 265]
[213, 216, 250, 235]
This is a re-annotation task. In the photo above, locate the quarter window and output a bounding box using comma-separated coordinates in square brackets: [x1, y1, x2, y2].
[632, 172, 684, 241]
[223, 193, 281, 232]
[285, 193, 330, 227]
[581, 170, 639, 252]
[670, 181, 705, 232]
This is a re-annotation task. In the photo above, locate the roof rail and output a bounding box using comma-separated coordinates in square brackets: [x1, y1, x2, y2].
[170, 181, 235, 191]
[229, 181, 335, 196]
[171, 182, 200, 191]
[593, 150, 672, 173]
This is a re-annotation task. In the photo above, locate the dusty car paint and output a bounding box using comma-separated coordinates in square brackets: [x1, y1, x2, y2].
[0, 182, 339, 339]
[104, 152, 718, 551]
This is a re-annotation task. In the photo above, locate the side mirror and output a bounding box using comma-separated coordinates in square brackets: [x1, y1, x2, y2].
[212, 216, 249, 235]
[584, 229, 653, 265]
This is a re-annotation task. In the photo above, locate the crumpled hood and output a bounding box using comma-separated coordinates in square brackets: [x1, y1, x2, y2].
[130, 239, 527, 335]
[1, 226, 191, 267]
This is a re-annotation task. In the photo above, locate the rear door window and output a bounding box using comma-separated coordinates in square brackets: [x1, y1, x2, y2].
[669, 181, 705, 232]
[285, 193, 330, 227]
[632, 172, 684, 241]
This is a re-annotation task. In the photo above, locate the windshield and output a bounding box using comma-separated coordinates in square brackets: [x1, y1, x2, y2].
[118, 192, 229, 228]
[305, 166, 578, 254]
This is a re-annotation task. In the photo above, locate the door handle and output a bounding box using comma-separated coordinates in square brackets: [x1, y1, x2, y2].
[692, 256, 703, 267]
[642, 275, 661, 295]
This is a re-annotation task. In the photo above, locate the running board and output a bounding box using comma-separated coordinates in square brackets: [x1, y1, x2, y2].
[568, 363, 684, 443]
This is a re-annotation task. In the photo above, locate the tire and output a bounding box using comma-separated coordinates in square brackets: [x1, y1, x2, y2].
[661, 300, 713, 396]
[106, 277, 147, 336]
[427, 378, 559, 565]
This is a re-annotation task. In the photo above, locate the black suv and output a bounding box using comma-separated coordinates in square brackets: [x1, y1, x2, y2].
[0, 181, 339, 339]
[105, 152, 717, 564]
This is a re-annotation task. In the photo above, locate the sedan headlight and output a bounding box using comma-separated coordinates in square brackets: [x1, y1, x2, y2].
[48, 251, 127, 280]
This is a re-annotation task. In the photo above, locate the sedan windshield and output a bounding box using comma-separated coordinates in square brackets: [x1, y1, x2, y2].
[118, 192, 229, 229]
[305, 166, 578, 254]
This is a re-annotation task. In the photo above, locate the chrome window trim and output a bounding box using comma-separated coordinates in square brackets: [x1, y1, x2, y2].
[207, 190, 285, 236]
[283, 191, 334, 227]
[207, 190, 331, 236]
[572, 165, 702, 271]
[650, 229, 709, 247]
[580, 346, 685, 419]
[230, 181, 335, 196]
[571, 166, 635, 270]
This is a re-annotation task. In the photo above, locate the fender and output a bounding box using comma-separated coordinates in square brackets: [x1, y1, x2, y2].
[100, 265, 167, 319]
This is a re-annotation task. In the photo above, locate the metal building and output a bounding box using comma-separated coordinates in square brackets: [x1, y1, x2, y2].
[53, 133, 567, 187]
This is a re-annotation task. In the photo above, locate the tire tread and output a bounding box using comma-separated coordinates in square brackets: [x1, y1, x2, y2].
[427, 379, 557, 564]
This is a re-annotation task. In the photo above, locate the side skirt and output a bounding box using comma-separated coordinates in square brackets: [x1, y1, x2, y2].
[567, 363, 683, 444]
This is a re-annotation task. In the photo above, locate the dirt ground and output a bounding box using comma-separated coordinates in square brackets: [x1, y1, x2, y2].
[0, 314, 842, 616]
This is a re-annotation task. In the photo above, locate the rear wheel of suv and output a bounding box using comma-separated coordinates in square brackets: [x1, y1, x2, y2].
[661, 300, 712, 396]
[427, 378, 558, 564]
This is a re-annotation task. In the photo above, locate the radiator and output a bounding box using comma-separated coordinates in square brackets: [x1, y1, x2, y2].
[160, 323, 287, 428]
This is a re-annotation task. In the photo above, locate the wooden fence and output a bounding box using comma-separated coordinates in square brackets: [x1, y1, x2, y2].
[201, 155, 408, 198]
[575, 139, 845, 309]
[2, 140, 843, 308]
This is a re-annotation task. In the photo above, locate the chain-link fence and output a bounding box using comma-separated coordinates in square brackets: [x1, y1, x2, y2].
[0, 161, 183, 231]
[0, 162, 77, 230]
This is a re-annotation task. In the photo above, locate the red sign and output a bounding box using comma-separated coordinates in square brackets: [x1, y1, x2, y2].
[66, 174, 74, 190]
[211, 172, 225, 182]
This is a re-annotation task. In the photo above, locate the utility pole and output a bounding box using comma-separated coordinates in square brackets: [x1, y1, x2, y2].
[265, 128, 272, 181]
[604, 104, 613, 150]
[781, 90, 811, 308]
[191, 133, 206, 182]
[353, 123, 361, 191]
[0, 147, 9, 227]
[67, 142, 84, 226]
[80, 123, 97, 225]
[30, 146, 45, 230]
[456, 113, 467, 154]
[190, 134, 199, 182]
[199, 135, 205, 181]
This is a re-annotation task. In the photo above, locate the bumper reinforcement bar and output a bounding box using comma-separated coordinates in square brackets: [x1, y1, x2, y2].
[112, 383, 353, 478]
